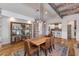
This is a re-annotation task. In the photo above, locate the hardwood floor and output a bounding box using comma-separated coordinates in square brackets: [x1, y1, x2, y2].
[0, 38, 77, 56]
[67, 39, 76, 56]
[54, 38, 76, 56]
[0, 41, 24, 55]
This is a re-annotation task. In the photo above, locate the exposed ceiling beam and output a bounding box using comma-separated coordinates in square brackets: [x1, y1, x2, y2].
[48, 3, 63, 18]
[59, 4, 79, 12]
[56, 3, 74, 10]
[60, 7, 79, 14]
[60, 8, 79, 16]
[55, 3, 67, 9]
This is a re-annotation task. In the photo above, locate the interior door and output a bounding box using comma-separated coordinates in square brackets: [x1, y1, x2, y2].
[74, 20, 76, 40]
[67, 24, 72, 39]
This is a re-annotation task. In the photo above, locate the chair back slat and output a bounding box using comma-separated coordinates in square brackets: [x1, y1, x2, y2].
[50, 36, 54, 46]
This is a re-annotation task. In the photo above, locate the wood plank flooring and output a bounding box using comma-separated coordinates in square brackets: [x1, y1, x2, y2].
[0, 38, 77, 56]
[0, 41, 24, 55]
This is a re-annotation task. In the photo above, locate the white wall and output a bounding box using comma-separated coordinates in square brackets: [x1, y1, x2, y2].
[38, 22, 43, 35]
[46, 13, 79, 41]
[46, 17, 62, 24]
[0, 10, 35, 45]
[1, 17, 10, 44]
[46, 17, 62, 35]
[1, 16, 33, 45]
[62, 13, 79, 40]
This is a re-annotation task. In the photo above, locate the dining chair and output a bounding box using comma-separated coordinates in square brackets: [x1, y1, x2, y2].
[50, 35, 55, 50]
[24, 39, 39, 56]
[40, 37, 51, 56]
[68, 47, 75, 56]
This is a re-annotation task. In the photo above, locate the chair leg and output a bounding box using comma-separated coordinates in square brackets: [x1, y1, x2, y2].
[28, 53, 32, 56]
[53, 44, 55, 49]
[24, 51, 26, 56]
[45, 49, 47, 56]
[50, 46, 52, 51]
[37, 50, 39, 56]
[49, 48, 51, 53]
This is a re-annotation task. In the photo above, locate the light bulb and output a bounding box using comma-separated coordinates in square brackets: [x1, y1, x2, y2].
[9, 17, 15, 22]
[27, 20, 32, 24]
[45, 11, 48, 15]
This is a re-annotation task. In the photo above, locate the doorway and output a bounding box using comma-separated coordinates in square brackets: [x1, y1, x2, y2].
[67, 24, 72, 39]
[67, 20, 76, 40]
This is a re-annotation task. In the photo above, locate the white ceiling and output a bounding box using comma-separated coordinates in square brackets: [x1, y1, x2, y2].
[0, 3, 61, 21]
[23, 3, 61, 20]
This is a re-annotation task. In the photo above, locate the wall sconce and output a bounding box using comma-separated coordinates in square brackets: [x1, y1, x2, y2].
[9, 17, 15, 22]
[45, 11, 48, 15]
[27, 20, 32, 24]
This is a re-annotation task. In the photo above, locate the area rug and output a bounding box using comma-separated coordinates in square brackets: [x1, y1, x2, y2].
[14, 43, 68, 56]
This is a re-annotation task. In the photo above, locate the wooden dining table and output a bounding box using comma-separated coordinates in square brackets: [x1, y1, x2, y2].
[29, 36, 50, 55]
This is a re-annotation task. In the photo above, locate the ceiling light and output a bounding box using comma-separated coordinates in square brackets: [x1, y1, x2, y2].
[44, 22, 46, 24]
[45, 11, 48, 15]
[27, 20, 32, 24]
